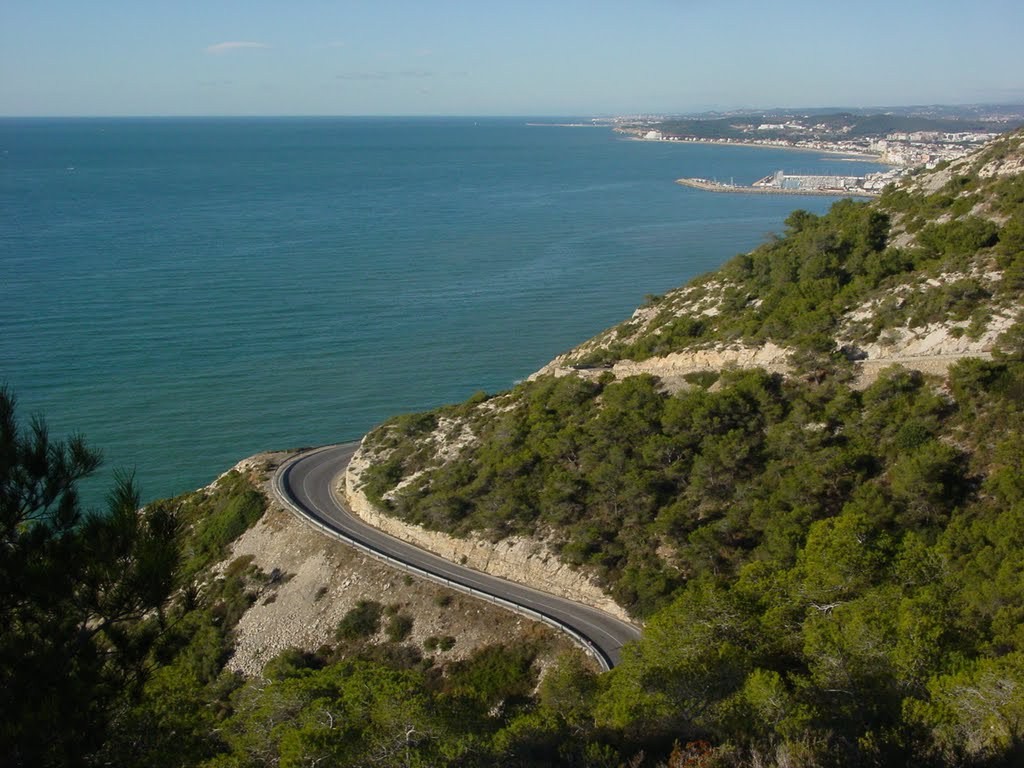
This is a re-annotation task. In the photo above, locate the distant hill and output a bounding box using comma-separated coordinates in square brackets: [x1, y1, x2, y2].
[651, 111, 1010, 140]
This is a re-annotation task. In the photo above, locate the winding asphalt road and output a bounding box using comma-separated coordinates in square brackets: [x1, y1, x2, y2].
[272, 443, 642, 669]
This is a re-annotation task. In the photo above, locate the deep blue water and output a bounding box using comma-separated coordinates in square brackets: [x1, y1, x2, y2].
[0, 117, 884, 506]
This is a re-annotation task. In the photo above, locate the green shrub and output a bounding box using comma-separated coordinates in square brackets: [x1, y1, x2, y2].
[626, 316, 707, 360]
[916, 216, 999, 260]
[385, 613, 414, 642]
[225, 554, 256, 579]
[424, 635, 457, 652]
[262, 647, 321, 680]
[335, 600, 384, 640]
[170, 471, 267, 576]
[446, 644, 537, 706]
[683, 370, 720, 389]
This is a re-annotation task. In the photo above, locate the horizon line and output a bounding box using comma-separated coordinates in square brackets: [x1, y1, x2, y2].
[3, 102, 1024, 122]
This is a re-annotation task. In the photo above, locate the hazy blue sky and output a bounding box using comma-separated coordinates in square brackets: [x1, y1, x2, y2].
[2, 0, 1022, 116]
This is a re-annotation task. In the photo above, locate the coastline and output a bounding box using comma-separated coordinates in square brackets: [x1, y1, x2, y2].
[526, 122, 606, 128]
[620, 133, 890, 163]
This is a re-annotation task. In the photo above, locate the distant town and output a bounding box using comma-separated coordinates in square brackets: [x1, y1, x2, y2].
[594, 105, 1024, 196]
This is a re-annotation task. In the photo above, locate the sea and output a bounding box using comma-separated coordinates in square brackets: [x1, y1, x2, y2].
[0, 117, 885, 508]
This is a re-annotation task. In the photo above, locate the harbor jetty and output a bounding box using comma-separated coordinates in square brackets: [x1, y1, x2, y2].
[677, 170, 882, 198]
[679, 175, 880, 196]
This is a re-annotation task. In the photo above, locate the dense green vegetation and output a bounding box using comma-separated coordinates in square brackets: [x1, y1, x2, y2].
[582, 207, 1007, 366]
[1, 387, 180, 766]
[351, 129, 1024, 765]
[569, 130, 1024, 368]
[162, 467, 267, 578]
[588, 352, 1024, 766]
[0, 387, 619, 767]
[354, 324, 1024, 766]
[364, 337, 1021, 617]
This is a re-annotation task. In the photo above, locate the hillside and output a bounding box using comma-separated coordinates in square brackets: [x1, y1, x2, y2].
[353, 127, 1024, 612]
[546, 130, 1023, 381]
[209, 453, 582, 677]
[341, 128, 1024, 765]
[1, 425, 589, 768]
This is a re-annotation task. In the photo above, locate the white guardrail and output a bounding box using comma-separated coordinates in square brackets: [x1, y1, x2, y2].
[271, 448, 613, 672]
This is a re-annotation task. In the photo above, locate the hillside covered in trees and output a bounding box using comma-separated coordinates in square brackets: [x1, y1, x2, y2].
[349, 128, 1024, 765]
[4, 128, 1024, 768]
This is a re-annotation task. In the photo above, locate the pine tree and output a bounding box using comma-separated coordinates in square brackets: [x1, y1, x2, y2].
[0, 387, 180, 767]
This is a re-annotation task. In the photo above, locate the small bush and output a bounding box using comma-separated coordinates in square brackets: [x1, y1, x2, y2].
[335, 600, 383, 640]
[263, 647, 322, 680]
[361, 643, 424, 670]
[683, 370, 720, 389]
[424, 634, 457, 652]
[385, 613, 414, 642]
[916, 216, 999, 260]
[225, 554, 256, 579]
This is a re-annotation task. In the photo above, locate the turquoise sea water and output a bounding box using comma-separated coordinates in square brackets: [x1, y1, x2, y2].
[0, 117, 884, 506]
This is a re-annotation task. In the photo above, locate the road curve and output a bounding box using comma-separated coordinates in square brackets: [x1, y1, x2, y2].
[272, 443, 642, 669]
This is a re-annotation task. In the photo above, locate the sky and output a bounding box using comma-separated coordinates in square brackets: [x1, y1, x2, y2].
[2, 0, 1023, 117]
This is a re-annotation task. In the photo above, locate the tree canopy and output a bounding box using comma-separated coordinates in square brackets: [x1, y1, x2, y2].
[0, 387, 180, 767]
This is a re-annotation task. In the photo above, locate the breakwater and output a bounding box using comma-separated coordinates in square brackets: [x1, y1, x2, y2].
[676, 177, 878, 197]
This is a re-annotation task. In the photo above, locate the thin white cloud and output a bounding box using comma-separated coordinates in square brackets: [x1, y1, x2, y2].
[335, 70, 434, 81]
[205, 41, 271, 55]
[336, 72, 390, 81]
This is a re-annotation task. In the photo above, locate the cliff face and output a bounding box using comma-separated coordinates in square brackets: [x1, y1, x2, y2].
[347, 128, 1024, 620]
